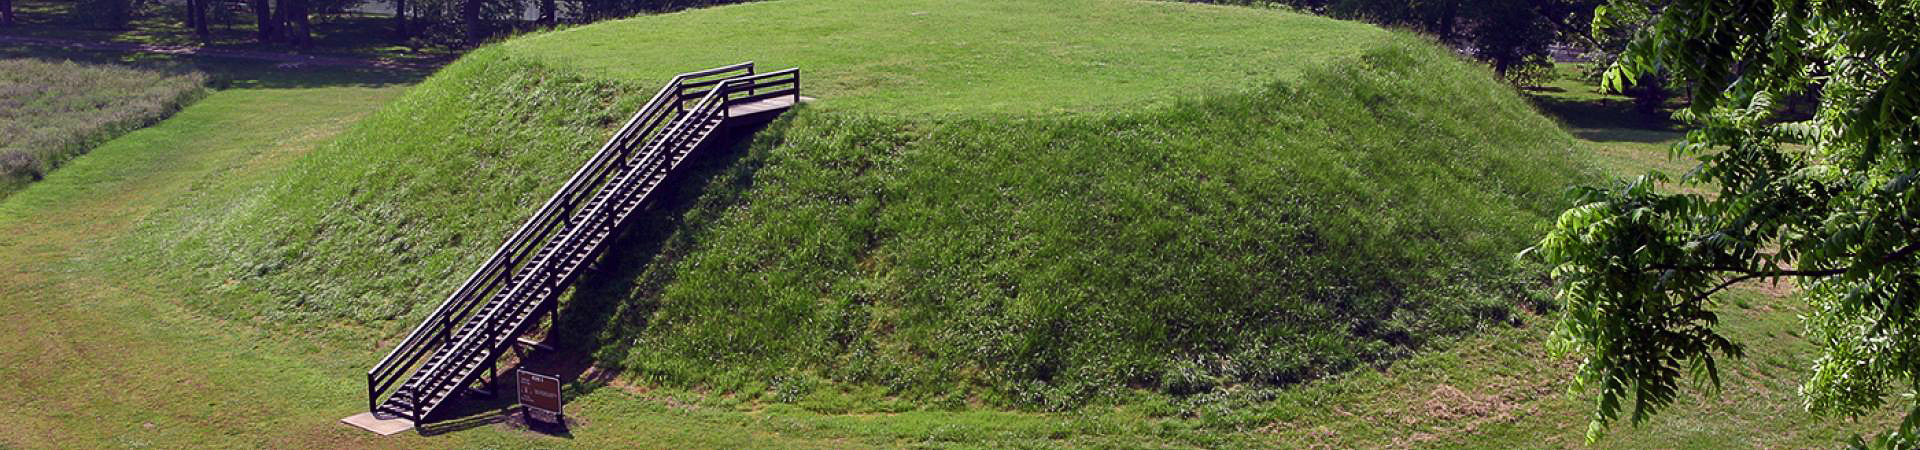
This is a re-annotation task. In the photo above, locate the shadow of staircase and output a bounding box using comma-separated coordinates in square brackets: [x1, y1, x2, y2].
[527, 112, 794, 400]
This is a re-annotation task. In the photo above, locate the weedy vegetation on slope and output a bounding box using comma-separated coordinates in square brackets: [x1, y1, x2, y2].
[0, 58, 206, 197]
[126, 47, 640, 326]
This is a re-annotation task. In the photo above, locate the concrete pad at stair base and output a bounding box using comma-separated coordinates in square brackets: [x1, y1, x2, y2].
[341, 412, 413, 435]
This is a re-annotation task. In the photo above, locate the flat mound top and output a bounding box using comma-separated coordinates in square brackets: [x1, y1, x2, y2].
[506, 0, 1388, 115]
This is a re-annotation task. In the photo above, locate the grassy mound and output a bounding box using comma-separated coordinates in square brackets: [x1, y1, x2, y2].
[0, 58, 206, 197]
[580, 38, 1592, 408]
[126, 0, 1597, 410]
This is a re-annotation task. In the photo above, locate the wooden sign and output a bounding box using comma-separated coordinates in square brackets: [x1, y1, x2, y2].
[516, 369, 563, 423]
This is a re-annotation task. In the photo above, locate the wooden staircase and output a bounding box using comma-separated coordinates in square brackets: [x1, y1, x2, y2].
[363, 62, 800, 425]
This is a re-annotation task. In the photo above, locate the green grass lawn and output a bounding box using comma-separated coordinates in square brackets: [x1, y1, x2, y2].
[0, 64, 408, 448]
[0, 58, 205, 198]
[509, 0, 1390, 115]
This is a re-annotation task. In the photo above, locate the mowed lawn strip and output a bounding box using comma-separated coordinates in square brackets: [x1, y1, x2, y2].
[0, 86, 405, 448]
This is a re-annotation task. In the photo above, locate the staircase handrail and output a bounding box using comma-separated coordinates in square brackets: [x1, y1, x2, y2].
[364, 62, 754, 413]
[407, 73, 741, 413]
[398, 75, 740, 422]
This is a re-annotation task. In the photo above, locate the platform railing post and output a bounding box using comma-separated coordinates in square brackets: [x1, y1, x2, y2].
[484, 363, 496, 398]
[367, 373, 377, 414]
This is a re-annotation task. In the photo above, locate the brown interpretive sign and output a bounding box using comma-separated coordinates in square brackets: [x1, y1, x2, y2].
[517, 369, 563, 423]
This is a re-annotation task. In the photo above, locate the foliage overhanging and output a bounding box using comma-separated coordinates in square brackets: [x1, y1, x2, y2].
[1531, 0, 1920, 443]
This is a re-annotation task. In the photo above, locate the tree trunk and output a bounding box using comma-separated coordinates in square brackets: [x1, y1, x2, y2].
[539, 0, 553, 26]
[281, 0, 310, 48]
[391, 0, 406, 39]
[1434, 0, 1458, 42]
[254, 0, 273, 42]
[104, 0, 129, 29]
[294, 2, 311, 48]
[461, 0, 482, 47]
[190, 0, 210, 41]
[270, 0, 288, 44]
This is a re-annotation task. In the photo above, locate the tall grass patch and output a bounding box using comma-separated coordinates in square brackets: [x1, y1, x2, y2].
[0, 58, 206, 196]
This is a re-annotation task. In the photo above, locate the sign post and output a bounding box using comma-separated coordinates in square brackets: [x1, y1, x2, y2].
[516, 369, 564, 425]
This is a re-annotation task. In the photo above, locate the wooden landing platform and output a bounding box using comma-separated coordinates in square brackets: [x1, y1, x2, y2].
[726, 96, 814, 118]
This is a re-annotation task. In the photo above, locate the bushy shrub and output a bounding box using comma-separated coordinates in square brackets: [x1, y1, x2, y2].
[0, 150, 40, 181]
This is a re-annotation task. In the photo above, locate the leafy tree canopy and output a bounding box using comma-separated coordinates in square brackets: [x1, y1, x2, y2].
[1531, 0, 1920, 444]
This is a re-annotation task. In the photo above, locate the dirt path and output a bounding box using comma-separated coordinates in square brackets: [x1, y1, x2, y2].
[0, 34, 441, 70]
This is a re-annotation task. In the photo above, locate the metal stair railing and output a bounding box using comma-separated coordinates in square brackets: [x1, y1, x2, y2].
[364, 62, 755, 421]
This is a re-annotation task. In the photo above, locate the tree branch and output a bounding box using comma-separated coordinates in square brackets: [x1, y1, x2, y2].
[1648, 241, 1920, 277]
[1678, 241, 1920, 304]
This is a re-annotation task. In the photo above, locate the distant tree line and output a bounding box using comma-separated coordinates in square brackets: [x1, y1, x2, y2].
[7, 0, 1673, 103]
[11, 0, 754, 48]
[1196, 0, 1604, 83]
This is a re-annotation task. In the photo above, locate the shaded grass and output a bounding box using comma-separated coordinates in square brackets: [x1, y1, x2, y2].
[0, 37, 433, 90]
[1521, 63, 1693, 181]
[0, 0, 458, 62]
[0, 58, 205, 197]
